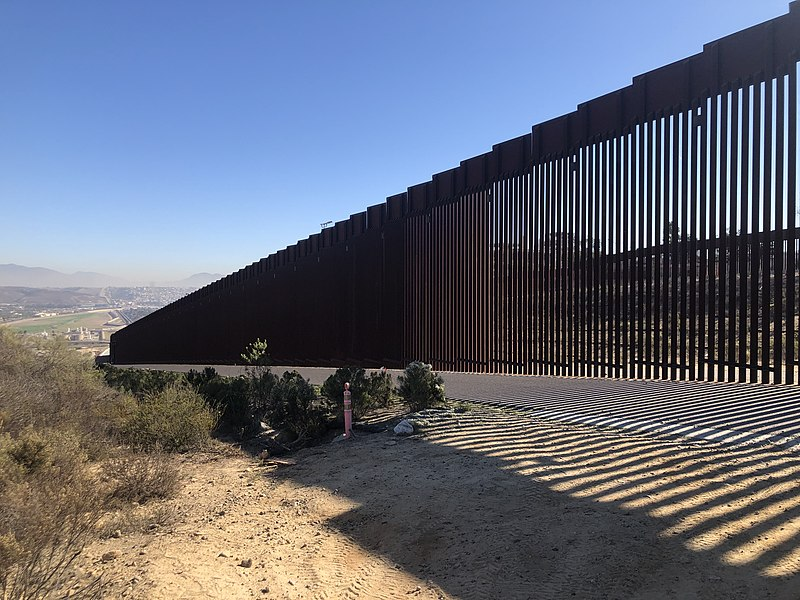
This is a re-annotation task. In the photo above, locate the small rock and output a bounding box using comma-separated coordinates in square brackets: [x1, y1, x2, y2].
[101, 551, 118, 563]
[240, 559, 253, 568]
[394, 420, 414, 436]
[261, 587, 270, 594]
[111, 529, 122, 539]
[218, 551, 231, 558]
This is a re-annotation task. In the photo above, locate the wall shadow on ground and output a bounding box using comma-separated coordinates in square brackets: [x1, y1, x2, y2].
[443, 374, 800, 449]
[272, 407, 800, 600]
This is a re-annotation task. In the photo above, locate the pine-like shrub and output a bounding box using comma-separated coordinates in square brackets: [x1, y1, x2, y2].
[397, 361, 445, 412]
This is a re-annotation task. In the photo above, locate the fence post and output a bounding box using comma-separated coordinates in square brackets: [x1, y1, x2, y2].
[343, 382, 352, 439]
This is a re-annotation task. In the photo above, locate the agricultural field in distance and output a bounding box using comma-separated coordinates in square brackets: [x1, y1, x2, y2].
[3, 309, 122, 335]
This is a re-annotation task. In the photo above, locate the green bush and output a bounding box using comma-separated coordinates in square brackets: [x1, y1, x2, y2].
[397, 361, 445, 412]
[266, 371, 325, 440]
[120, 383, 218, 452]
[321, 367, 368, 420]
[98, 364, 182, 399]
[186, 369, 249, 433]
[240, 338, 270, 367]
[367, 369, 395, 409]
[321, 367, 395, 421]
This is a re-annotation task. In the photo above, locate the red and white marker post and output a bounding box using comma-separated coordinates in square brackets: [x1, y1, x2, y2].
[343, 382, 352, 439]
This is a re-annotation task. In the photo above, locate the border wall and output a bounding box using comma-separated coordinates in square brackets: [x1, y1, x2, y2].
[113, 3, 800, 383]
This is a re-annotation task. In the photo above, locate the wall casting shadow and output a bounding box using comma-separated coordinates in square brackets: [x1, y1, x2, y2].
[271, 409, 800, 600]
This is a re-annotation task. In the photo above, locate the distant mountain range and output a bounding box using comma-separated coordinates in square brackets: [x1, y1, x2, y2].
[0, 264, 222, 289]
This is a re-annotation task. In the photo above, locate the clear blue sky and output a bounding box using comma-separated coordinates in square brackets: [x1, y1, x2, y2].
[0, 0, 790, 281]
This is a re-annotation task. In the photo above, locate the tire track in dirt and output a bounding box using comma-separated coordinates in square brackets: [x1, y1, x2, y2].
[304, 533, 426, 600]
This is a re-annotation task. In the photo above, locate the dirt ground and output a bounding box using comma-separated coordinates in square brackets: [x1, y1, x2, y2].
[67, 404, 800, 599]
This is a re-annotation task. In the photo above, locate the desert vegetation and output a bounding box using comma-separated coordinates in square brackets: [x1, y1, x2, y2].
[0, 330, 214, 599]
[0, 328, 447, 598]
[396, 361, 446, 412]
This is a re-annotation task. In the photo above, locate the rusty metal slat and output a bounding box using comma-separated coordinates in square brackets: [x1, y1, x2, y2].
[504, 179, 511, 373]
[523, 172, 530, 374]
[593, 141, 601, 377]
[489, 185, 494, 372]
[584, 146, 592, 377]
[762, 79, 774, 384]
[708, 95, 720, 381]
[586, 145, 593, 375]
[689, 103, 700, 381]
[717, 89, 730, 382]
[562, 158, 570, 375]
[428, 202, 434, 366]
[680, 109, 690, 380]
[637, 123, 646, 379]
[529, 166, 536, 373]
[604, 142, 611, 378]
[622, 132, 631, 378]
[474, 195, 480, 370]
[613, 137, 621, 377]
[727, 85, 740, 383]
[524, 173, 532, 374]
[646, 122, 655, 379]
[451, 200, 456, 370]
[541, 163, 548, 374]
[697, 100, 711, 381]
[506, 178, 512, 372]
[445, 203, 452, 368]
[750, 80, 763, 383]
[479, 191, 486, 371]
[517, 174, 524, 373]
[473, 192, 480, 371]
[548, 160, 556, 374]
[774, 74, 786, 384]
[535, 168, 542, 375]
[597, 139, 608, 377]
[443, 203, 450, 369]
[670, 111, 680, 381]
[510, 176, 518, 373]
[540, 163, 547, 374]
[787, 61, 798, 385]
[661, 113, 671, 380]
[738, 83, 751, 383]
[567, 158, 576, 375]
[553, 158, 564, 375]
[505, 178, 512, 373]
[513, 178, 520, 373]
[576, 150, 582, 375]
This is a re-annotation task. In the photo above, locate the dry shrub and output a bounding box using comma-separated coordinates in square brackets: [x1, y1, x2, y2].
[0, 329, 132, 449]
[100, 502, 177, 540]
[0, 428, 105, 599]
[103, 452, 180, 504]
[120, 383, 218, 452]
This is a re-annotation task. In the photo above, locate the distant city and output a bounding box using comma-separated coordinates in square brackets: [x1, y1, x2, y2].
[0, 264, 223, 356]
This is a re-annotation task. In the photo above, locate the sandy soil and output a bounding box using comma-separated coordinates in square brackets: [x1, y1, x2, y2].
[68, 405, 800, 599]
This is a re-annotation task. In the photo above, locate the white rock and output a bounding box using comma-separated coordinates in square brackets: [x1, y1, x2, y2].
[393, 420, 414, 436]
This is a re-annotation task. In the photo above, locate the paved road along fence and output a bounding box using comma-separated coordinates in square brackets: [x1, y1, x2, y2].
[113, 4, 800, 385]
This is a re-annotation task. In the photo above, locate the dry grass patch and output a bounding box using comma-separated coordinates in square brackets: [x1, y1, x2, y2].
[103, 452, 181, 505]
